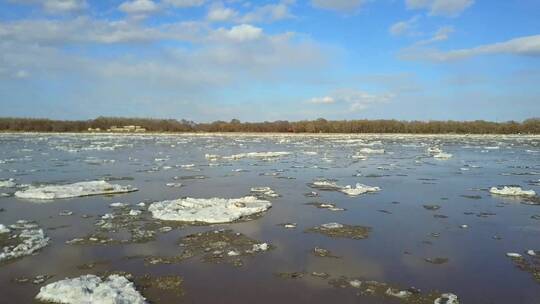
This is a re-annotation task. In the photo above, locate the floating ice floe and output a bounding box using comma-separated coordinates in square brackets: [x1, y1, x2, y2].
[339, 183, 381, 196]
[489, 186, 536, 197]
[36, 274, 147, 304]
[148, 196, 271, 223]
[250, 187, 279, 198]
[0, 179, 16, 188]
[0, 220, 49, 263]
[433, 152, 453, 159]
[434, 293, 459, 304]
[223, 151, 291, 160]
[14, 181, 137, 200]
[359, 148, 384, 154]
[506, 252, 523, 258]
[310, 180, 380, 196]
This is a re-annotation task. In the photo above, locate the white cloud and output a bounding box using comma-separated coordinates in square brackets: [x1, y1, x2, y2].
[216, 24, 263, 42]
[401, 34, 540, 62]
[8, 0, 87, 13]
[389, 16, 420, 36]
[406, 0, 474, 17]
[311, 0, 366, 12]
[240, 3, 294, 23]
[119, 0, 159, 16]
[309, 96, 335, 104]
[309, 89, 395, 111]
[163, 0, 205, 8]
[207, 4, 238, 22]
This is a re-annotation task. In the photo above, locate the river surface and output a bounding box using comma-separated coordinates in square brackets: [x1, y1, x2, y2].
[0, 133, 539, 304]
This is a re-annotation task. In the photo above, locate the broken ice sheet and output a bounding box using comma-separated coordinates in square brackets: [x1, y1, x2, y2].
[36, 274, 147, 304]
[305, 223, 371, 240]
[148, 196, 271, 224]
[0, 220, 49, 264]
[14, 180, 137, 200]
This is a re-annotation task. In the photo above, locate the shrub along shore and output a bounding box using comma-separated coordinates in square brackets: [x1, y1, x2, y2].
[1, 117, 539, 134]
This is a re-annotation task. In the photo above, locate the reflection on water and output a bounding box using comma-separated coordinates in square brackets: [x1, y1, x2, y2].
[0, 133, 539, 303]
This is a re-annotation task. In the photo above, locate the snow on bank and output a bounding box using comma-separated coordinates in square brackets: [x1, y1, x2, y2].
[148, 196, 271, 223]
[36, 274, 146, 304]
[0, 220, 49, 263]
[489, 186, 536, 197]
[14, 181, 137, 200]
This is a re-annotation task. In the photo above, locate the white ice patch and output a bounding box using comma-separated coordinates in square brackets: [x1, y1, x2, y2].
[434, 293, 459, 304]
[490, 186, 536, 197]
[359, 148, 384, 154]
[339, 183, 381, 196]
[148, 196, 271, 223]
[0, 221, 49, 262]
[433, 152, 453, 159]
[0, 224, 10, 234]
[36, 274, 147, 304]
[0, 179, 16, 188]
[14, 181, 137, 200]
[224, 152, 291, 160]
[320, 223, 344, 229]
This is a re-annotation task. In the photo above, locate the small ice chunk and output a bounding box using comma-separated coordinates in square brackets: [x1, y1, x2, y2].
[489, 186, 536, 197]
[385, 288, 412, 299]
[506, 252, 522, 258]
[349, 280, 362, 288]
[434, 293, 459, 304]
[360, 148, 384, 154]
[320, 223, 344, 229]
[110, 202, 127, 208]
[101, 213, 114, 220]
[129, 209, 142, 216]
[340, 183, 381, 196]
[527, 250, 538, 256]
[0, 224, 10, 234]
[0, 225, 49, 262]
[433, 152, 453, 159]
[227, 250, 240, 256]
[251, 243, 269, 252]
[36, 274, 147, 304]
[148, 196, 271, 223]
[15, 181, 137, 200]
[0, 178, 16, 188]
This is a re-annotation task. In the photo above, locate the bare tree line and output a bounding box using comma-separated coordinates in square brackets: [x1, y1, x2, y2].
[0, 117, 539, 134]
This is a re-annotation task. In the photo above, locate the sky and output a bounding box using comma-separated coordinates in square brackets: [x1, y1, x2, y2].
[0, 0, 539, 122]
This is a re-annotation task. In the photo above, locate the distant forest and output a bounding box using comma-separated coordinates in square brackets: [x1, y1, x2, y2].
[1, 117, 539, 134]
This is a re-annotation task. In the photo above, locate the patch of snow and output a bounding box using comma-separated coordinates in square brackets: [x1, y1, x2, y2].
[148, 196, 271, 223]
[349, 280, 362, 288]
[129, 209, 142, 216]
[15, 181, 137, 200]
[489, 186, 536, 197]
[251, 243, 269, 252]
[385, 288, 412, 299]
[36, 274, 147, 304]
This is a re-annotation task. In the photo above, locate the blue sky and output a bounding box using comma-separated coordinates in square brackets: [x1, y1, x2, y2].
[0, 0, 539, 122]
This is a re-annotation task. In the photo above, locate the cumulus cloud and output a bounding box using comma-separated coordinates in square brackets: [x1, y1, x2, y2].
[309, 89, 395, 111]
[311, 0, 366, 12]
[8, 0, 87, 13]
[239, 3, 294, 23]
[206, 3, 238, 22]
[215, 24, 263, 42]
[401, 34, 540, 62]
[119, 0, 159, 17]
[406, 0, 474, 17]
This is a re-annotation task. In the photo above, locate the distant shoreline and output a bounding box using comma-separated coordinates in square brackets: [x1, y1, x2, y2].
[1, 117, 539, 134]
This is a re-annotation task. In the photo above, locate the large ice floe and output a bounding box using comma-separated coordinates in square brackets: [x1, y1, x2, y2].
[14, 181, 137, 200]
[489, 186, 536, 197]
[36, 274, 147, 304]
[0, 220, 49, 263]
[148, 196, 271, 223]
